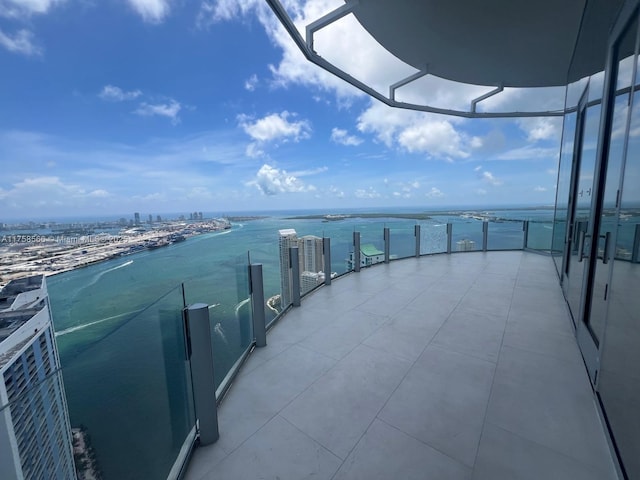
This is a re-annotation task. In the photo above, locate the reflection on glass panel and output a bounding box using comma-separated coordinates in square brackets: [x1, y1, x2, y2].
[565, 104, 601, 320]
[452, 221, 482, 252]
[419, 222, 447, 254]
[58, 286, 195, 480]
[552, 111, 577, 271]
[487, 220, 524, 250]
[389, 228, 415, 259]
[599, 19, 640, 475]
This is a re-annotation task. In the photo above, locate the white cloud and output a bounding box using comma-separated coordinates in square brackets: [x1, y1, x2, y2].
[0, 0, 64, 18]
[244, 74, 259, 91]
[99, 85, 142, 102]
[357, 102, 473, 160]
[291, 166, 328, 177]
[0, 28, 41, 56]
[330, 127, 363, 146]
[247, 164, 315, 195]
[482, 171, 503, 186]
[328, 185, 344, 198]
[426, 187, 444, 198]
[496, 145, 559, 161]
[476, 188, 487, 195]
[239, 111, 311, 142]
[354, 187, 380, 199]
[534, 185, 547, 192]
[516, 117, 563, 142]
[126, 0, 171, 23]
[474, 165, 482, 172]
[134, 100, 181, 124]
[0, 176, 112, 208]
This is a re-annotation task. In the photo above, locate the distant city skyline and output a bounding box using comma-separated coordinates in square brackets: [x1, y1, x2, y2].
[1, 1, 562, 220]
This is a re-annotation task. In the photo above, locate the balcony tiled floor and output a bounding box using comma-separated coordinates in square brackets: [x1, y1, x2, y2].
[184, 251, 617, 480]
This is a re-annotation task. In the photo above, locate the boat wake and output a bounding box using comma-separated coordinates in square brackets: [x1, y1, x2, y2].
[85, 260, 134, 288]
[55, 309, 142, 337]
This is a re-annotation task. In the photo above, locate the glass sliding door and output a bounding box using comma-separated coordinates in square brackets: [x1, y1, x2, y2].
[598, 10, 640, 479]
[576, 12, 639, 381]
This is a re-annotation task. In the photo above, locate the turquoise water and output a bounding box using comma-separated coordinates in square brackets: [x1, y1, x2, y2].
[47, 209, 553, 479]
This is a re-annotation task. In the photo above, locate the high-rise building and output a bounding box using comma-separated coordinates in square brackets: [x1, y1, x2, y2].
[134, 212, 140, 225]
[0, 276, 76, 480]
[278, 229, 298, 307]
[279, 231, 325, 306]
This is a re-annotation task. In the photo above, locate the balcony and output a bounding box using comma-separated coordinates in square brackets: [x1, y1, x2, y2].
[184, 250, 617, 480]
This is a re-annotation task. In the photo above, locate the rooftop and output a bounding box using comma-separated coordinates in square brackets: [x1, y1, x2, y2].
[184, 251, 616, 480]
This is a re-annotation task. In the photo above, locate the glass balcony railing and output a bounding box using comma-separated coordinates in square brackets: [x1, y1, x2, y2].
[487, 220, 524, 250]
[388, 226, 416, 260]
[451, 220, 483, 252]
[419, 222, 448, 254]
[38, 212, 564, 480]
[526, 220, 554, 252]
[183, 253, 253, 392]
[55, 284, 196, 480]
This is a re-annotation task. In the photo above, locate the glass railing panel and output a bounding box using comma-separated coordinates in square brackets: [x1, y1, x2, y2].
[451, 220, 482, 252]
[614, 221, 639, 261]
[330, 229, 356, 277]
[487, 220, 524, 250]
[419, 222, 448, 254]
[389, 227, 416, 259]
[357, 222, 386, 267]
[527, 221, 554, 251]
[55, 285, 196, 480]
[183, 253, 252, 391]
[246, 248, 280, 327]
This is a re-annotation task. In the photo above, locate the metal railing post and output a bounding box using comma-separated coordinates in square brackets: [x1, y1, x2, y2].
[185, 303, 219, 445]
[290, 246, 301, 306]
[482, 221, 488, 252]
[384, 227, 390, 264]
[249, 263, 266, 348]
[323, 237, 332, 285]
[446, 223, 452, 254]
[633, 224, 640, 263]
[353, 231, 361, 272]
[414, 224, 421, 257]
[523, 220, 530, 250]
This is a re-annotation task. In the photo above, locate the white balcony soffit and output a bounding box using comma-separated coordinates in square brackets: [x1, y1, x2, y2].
[266, 0, 625, 118]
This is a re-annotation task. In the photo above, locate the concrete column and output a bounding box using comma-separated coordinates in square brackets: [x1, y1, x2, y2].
[323, 237, 332, 286]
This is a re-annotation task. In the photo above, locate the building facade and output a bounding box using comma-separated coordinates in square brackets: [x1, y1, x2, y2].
[278, 230, 326, 307]
[0, 276, 76, 480]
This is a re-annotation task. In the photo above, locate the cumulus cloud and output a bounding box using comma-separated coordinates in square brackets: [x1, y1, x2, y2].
[482, 171, 503, 186]
[357, 102, 473, 160]
[328, 185, 344, 198]
[244, 74, 259, 91]
[126, 0, 171, 23]
[134, 100, 181, 124]
[534, 185, 547, 192]
[99, 85, 142, 102]
[0, 28, 41, 56]
[239, 111, 310, 142]
[516, 117, 563, 142]
[247, 164, 315, 195]
[330, 127, 363, 146]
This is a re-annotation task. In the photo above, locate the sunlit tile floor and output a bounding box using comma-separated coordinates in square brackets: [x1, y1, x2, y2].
[184, 251, 617, 480]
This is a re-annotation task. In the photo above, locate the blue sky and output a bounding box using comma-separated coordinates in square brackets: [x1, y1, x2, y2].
[0, 0, 565, 220]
